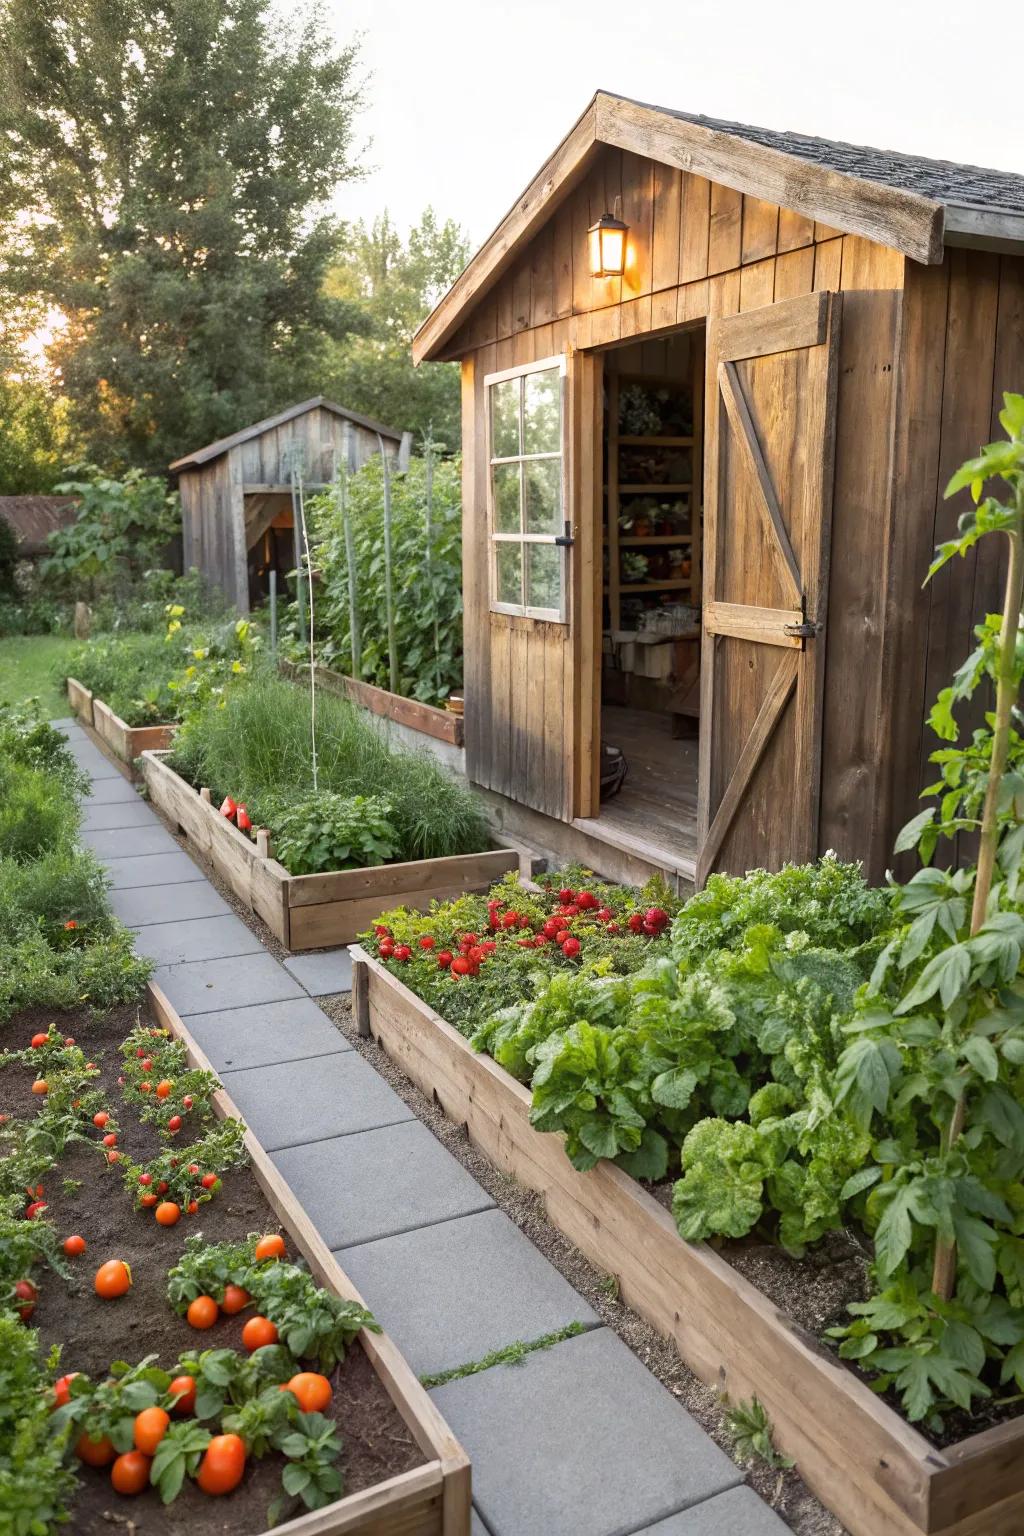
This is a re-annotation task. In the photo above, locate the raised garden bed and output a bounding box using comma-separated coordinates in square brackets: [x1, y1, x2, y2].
[0, 989, 470, 1536]
[67, 676, 175, 774]
[350, 944, 1024, 1536]
[141, 750, 519, 951]
[282, 661, 464, 748]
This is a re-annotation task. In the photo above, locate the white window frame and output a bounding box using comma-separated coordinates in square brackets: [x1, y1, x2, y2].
[484, 353, 569, 622]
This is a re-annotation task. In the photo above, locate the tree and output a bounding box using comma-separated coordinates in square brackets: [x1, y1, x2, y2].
[324, 209, 469, 451]
[0, 369, 73, 493]
[0, 0, 364, 472]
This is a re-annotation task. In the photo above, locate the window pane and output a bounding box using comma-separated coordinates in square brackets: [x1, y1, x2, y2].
[495, 542, 522, 606]
[491, 379, 520, 458]
[527, 543, 561, 612]
[524, 458, 561, 535]
[523, 368, 561, 454]
[492, 462, 521, 533]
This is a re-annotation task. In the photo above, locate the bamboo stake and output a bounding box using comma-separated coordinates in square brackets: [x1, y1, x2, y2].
[931, 487, 1024, 1300]
[294, 461, 319, 794]
[423, 431, 441, 700]
[377, 434, 398, 696]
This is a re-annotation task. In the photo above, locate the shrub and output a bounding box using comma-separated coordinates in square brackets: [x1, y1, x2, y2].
[308, 453, 463, 703]
[171, 671, 488, 865]
[0, 1316, 78, 1531]
[0, 701, 89, 795]
[42, 464, 180, 598]
[0, 515, 19, 598]
[258, 791, 399, 876]
[0, 927, 151, 1021]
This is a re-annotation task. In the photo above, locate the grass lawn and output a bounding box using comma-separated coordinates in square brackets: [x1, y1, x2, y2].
[0, 634, 78, 718]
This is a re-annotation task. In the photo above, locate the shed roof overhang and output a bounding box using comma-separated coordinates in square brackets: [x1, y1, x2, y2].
[413, 91, 1021, 363]
[169, 396, 405, 474]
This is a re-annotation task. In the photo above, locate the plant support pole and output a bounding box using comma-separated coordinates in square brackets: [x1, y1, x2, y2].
[294, 461, 318, 794]
[290, 458, 307, 646]
[931, 488, 1024, 1300]
[377, 434, 399, 695]
[423, 431, 441, 699]
[338, 467, 361, 681]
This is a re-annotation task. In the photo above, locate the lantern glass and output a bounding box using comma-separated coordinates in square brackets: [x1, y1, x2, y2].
[588, 213, 628, 278]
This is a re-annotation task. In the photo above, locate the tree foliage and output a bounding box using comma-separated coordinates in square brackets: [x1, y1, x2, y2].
[324, 210, 469, 450]
[0, 0, 363, 471]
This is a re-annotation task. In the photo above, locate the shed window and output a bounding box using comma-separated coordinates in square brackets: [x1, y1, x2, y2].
[486, 355, 567, 620]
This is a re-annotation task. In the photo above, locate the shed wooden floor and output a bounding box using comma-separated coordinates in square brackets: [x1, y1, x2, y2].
[598, 705, 698, 868]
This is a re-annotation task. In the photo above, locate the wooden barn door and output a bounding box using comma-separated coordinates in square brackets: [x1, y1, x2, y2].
[697, 291, 841, 885]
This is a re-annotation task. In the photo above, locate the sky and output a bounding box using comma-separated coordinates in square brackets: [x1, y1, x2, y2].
[326, 0, 1024, 247]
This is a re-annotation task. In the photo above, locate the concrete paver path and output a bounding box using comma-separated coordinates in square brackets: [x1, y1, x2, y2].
[59, 719, 791, 1536]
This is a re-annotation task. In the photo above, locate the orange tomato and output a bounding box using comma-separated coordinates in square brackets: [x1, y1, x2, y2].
[196, 1433, 246, 1496]
[187, 1295, 219, 1330]
[111, 1449, 151, 1495]
[241, 1315, 278, 1352]
[133, 1405, 170, 1456]
[254, 1233, 286, 1261]
[284, 1372, 332, 1413]
[221, 1283, 251, 1316]
[63, 1234, 86, 1256]
[140, 1192, 158, 1208]
[94, 1259, 132, 1298]
[76, 1430, 115, 1467]
[155, 1201, 181, 1226]
[169, 1374, 196, 1415]
[155, 1079, 173, 1099]
[31, 1080, 48, 1095]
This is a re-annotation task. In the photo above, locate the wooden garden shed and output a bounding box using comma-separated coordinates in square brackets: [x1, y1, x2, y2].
[170, 397, 411, 613]
[414, 91, 1024, 891]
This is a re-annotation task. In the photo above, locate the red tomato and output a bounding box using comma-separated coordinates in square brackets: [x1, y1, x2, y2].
[169, 1375, 196, 1415]
[92, 1111, 109, 1128]
[196, 1433, 246, 1495]
[111, 1449, 150, 1494]
[561, 937, 581, 959]
[14, 1278, 37, 1321]
[76, 1431, 115, 1467]
[30, 1032, 49, 1048]
[221, 1283, 250, 1315]
[53, 1372, 79, 1407]
[182, 1095, 194, 1109]
[133, 1406, 170, 1456]
[392, 944, 412, 962]
[450, 956, 473, 977]
[63, 1235, 86, 1257]
[140, 1193, 158, 1208]
[236, 805, 252, 832]
[437, 950, 453, 968]
[94, 1260, 131, 1298]
[241, 1315, 278, 1351]
[106, 1151, 119, 1165]
[627, 912, 645, 933]
[103, 1133, 117, 1147]
[284, 1372, 332, 1412]
[201, 1173, 219, 1190]
[167, 1115, 182, 1132]
[139, 1173, 152, 1186]
[31, 1080, 48, 1095]
[418, 935, 436, 949]
[187, 1295, 219, 1329]
[577, 891, 599, 910]
[558, 888, 575, 903]
[155, 1079, 173, 1100]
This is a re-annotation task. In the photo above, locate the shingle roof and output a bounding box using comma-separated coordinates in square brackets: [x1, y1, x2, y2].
[0, 495, 78, 555]
[169, 396, 405, 473]
[651, 103, 1024, 216]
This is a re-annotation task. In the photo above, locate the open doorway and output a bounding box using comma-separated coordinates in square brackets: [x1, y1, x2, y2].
[596, 327, 705, 870]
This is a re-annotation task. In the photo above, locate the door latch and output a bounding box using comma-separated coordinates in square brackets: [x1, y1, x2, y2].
[783, 620, 818, 639]
[554, 520, 574, 548]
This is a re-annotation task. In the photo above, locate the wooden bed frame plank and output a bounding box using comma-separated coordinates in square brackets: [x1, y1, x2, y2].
[147, 980, 471, 1536]
[351, 946, 1024, 1536]
[281, 660, 464, 748]
[141, 751, 518, 952]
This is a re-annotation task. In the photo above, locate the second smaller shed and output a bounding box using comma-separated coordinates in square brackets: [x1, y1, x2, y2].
[170, 397, 411, 612]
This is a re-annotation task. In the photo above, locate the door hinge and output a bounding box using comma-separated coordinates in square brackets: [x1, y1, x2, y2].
[783, 620, 818, 639]
[554, 520, 574, 548]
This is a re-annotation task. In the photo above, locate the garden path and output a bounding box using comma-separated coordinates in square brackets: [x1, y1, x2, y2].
[60, 717, 790, 1536]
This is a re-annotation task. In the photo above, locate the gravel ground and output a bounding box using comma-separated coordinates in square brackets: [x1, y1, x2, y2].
[147, 797, 844, 1535]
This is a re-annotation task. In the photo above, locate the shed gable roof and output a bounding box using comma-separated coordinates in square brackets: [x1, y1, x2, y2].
[414, 92, 1024, 363]
[169, 396, 404, 474]
[0, 495, 78, 554]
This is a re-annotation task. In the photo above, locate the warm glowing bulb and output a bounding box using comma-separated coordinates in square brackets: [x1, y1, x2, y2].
[588, 214, 628, 278]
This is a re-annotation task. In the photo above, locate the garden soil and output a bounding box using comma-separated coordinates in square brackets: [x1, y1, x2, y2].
[2, 1003, 423, 1536]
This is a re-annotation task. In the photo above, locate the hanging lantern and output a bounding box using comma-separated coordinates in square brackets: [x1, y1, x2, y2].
[588, 212, 628, 278]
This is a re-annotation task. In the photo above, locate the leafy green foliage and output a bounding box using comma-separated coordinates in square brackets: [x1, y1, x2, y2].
[0, 0, 364, 471]
[272, 1410, 343, 1516]
[0, 1317, 77, 1532]
[42, 466, 179, 595]
[260, 791, 399, 876]
[171, 670, 489, 866]
[309, 453, 464, 702]
[0, 758, 80, 861]
[0, 701, 88, 794]
[722, 1396, 794, 1470]
[150, 1419, 212, 1504]
[55, 1355, 172, 1453]
[323, 208, 469, 452]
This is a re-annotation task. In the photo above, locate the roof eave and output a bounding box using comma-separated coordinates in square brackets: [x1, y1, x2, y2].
[169, 396, 405, 474]
[414, 91, 950, 363]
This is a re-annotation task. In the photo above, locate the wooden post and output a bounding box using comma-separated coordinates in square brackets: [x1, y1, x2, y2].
[255, 828, 271, 859]
[351, 953, 370, 1037]
[199, 787, 212, 804]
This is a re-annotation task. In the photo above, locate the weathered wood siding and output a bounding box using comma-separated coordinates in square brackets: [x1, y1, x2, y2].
[179, 406, 397, 612]
[881, 249, 1024, 866]
[456, 144, 917, 876]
